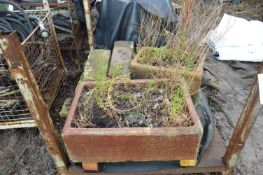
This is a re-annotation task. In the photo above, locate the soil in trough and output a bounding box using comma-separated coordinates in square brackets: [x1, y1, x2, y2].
[72, 81, 194, 128]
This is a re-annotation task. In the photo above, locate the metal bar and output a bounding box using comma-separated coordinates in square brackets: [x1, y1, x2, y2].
[12, 9, 49, 13]
[21, 15, 48, 45]
[0, 32, 68, 174]
[18, 2, 70, 8]
[67, 0, 80, 57]
[83, 0, 94, 50]
[0, 120, 36, 130]
[223, 64, 263, 171]
[43, 0, 66, 76]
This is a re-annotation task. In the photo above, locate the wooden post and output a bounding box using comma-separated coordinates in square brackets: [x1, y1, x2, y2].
[83, 0, 94, 50]
[223, 64, 263, 172]
[183, 0, 193, 34]
[0, 32, 68, 174]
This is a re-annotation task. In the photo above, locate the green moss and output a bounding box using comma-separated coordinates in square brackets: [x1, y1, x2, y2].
[170, 87, 184, 119]
[94, 58, 109, 106]
[146, 80, 155, 97]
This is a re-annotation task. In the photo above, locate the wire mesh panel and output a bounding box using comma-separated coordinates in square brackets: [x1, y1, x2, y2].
[0, 53, 34, 128]
[0, 77, 31, 121]
[0, 14, 64, 129]
[21, 15, 64, 108]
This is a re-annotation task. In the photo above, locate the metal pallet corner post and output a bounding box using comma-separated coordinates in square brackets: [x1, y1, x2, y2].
[0, 32, 68, 174]
[223, 65, 263, 174]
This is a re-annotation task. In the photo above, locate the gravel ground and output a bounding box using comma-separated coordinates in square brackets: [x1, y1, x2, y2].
[0, 129, 57, 175]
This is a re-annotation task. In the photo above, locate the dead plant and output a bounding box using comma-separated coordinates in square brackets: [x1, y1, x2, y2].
[138, 0, 222, 80]
[73, 78, 194, 128]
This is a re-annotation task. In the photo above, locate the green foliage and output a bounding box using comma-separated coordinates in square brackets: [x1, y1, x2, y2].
[140, 47, 169, 62]
[139, 47, 197, 70]
[146, 80, 155, 97]
[176, 31, 188, 50]
[94, 57, 108, 81]
[111, 64, 122, 78]
[170, 87, 184, 119]
[94, 58, 109, 106]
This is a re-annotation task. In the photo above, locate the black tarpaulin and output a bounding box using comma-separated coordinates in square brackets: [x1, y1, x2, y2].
[95, 0, 177, 49]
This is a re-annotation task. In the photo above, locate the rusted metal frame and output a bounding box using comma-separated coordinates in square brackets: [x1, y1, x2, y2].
[0, 32, 68, 174]
[43, 0, 67, 74]
[0, 48, 35, 129]
[18, 2, 69, 8]
[21, 15, 48, 45]
[183, 0, 193, 34]
[42, 0, 77, 64]
[12, 9, 49, 13]
[0, 120, 36, 129]
[223, 64, 263, 173]
[65, 0, 81, 57]
[19, 0, 80, 53]
[21, 12, 65, 109]
[83, 0, 94, 50]
[44, 15, 66, 108]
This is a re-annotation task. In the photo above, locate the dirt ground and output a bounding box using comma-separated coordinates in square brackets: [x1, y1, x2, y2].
[0, 0, 263, 174]
[203, 57, 261, 175]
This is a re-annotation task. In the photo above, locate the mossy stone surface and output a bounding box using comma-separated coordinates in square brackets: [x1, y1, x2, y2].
[108, 41, 134, 77]
[79, 49, 111, 82]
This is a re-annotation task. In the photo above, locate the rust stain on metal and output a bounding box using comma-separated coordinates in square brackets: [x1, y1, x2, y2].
[62, 80, 203, 163]
[1, 32, 68, 174]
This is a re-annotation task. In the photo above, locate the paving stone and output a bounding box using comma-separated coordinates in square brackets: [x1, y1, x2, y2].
[59, 98, 72, 118]
[108, 41, 134, 77]
[79, 49, 111, 82]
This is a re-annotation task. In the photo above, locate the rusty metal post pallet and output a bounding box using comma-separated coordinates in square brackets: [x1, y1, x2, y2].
[0, 32, 69, 174]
